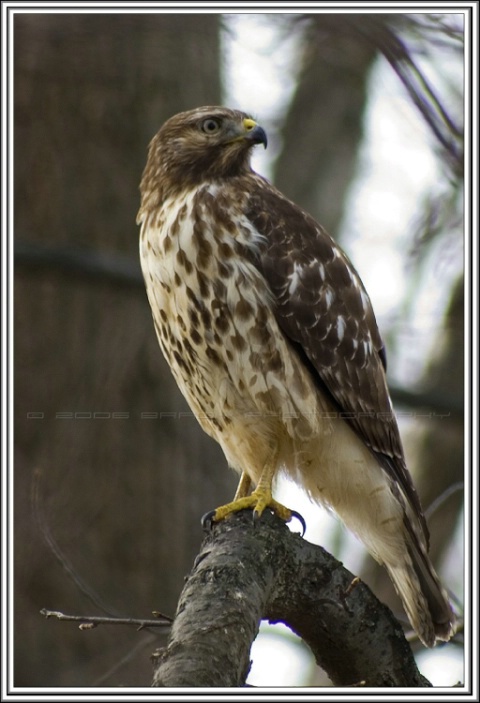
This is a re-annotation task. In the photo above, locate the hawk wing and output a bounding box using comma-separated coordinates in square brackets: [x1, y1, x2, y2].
[245, 179, 429, 544]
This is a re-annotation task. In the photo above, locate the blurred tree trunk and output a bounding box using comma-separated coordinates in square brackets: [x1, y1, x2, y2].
[14, 14, 227, 687]
[412, 276, 464, 564]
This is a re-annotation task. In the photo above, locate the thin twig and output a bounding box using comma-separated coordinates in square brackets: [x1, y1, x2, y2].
[40, 608, 172, 630]
[93, 636, 157, 686]
[32, 468, 119, 616]
[425, 482, 464, 520]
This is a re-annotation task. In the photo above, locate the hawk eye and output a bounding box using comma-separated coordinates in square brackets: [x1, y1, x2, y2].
[201, 118, 221, 134]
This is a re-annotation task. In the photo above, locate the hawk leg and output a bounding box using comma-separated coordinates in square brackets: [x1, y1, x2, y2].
[212, 461, 292, 523]
[232, 471, 252, 501]
[202, 460, 306, 533]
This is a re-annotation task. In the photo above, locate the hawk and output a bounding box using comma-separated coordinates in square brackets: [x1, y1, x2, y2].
[137, 106, 454, 647]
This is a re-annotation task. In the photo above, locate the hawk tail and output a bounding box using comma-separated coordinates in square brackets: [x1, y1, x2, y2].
[386, 534, 455, 647]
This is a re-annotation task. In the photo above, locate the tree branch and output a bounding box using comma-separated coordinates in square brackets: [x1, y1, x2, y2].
[152, 510, 431, 687]
[40, 608, 172, 630]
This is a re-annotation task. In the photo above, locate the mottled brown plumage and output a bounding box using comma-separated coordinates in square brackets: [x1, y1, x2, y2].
[137, 106, 455, 647]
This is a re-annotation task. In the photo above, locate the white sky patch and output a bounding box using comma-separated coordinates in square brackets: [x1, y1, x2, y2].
[415, 646, 464, 687]
[248, 622, 314, 686]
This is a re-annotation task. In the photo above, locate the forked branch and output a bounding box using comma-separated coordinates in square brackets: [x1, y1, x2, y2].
[152, 510, 430, 687]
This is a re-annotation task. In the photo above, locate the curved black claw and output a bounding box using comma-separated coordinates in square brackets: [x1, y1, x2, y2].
[251, 507, 306, 537]
[252, 508, 263, 525]
[201, 510, 218, 532]
[289, 509, 307, 537]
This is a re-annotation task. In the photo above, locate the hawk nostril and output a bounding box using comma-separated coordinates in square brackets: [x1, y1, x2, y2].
[243, 118, 256, 132]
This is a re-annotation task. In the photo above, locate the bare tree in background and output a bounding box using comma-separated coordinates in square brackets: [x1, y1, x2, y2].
[14, 11, 464, 687]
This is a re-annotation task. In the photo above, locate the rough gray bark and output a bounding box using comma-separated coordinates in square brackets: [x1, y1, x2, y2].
[152, 510, 430, 688]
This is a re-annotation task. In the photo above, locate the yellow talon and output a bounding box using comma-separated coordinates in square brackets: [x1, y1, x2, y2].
[213, 488, 293, 523]
[202, 465, 306, 534]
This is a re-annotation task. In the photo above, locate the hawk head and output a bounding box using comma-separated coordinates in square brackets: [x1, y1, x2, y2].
[140, 106, 267, 204]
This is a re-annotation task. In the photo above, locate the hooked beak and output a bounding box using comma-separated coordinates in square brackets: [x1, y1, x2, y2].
[242, 118, 268, 149]
[225, 117, 268, 149]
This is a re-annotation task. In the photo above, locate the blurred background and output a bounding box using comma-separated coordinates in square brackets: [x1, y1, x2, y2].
[13, 10, 465, 688]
